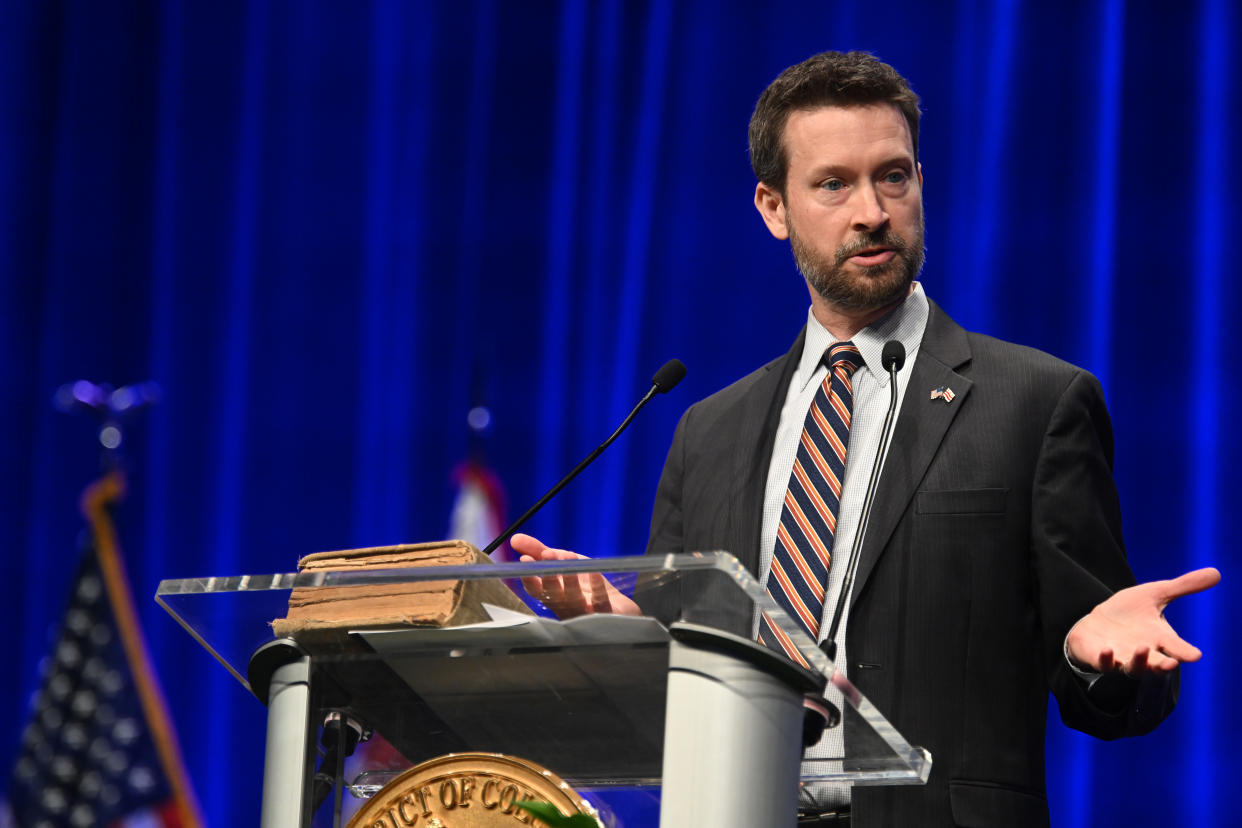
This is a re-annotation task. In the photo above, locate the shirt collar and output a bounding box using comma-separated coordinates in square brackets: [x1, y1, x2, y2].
[795, 282, 930, 393]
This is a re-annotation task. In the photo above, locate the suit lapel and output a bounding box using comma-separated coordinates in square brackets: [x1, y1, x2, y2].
[728, 329, 805, 577]
[850, 301, 973, 608]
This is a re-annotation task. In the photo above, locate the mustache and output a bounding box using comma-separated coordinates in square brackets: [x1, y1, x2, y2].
[835, 230, 909, 266]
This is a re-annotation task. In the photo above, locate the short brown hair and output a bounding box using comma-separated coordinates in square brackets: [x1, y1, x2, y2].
[748, 51, 922, 193]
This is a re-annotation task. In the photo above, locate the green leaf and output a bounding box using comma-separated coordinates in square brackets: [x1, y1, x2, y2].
[515, 799, 602, 828]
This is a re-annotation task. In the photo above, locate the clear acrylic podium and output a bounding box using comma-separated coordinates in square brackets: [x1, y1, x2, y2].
[156, 551, 930, 827]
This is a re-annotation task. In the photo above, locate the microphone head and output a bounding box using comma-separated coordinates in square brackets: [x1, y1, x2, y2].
[652, 359, 687, 393]
[881, 340, 906, 372]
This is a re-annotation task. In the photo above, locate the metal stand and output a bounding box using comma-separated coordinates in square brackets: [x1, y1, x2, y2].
[158, 553, 932, 826]
[660, 623, 824, 827]
[250, 640, 314, 828]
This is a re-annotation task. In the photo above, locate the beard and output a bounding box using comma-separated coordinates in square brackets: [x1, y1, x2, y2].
[789, 214, 926, 311]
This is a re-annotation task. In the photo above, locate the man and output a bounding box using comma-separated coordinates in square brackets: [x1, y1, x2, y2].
[514, 51, 1218, 827]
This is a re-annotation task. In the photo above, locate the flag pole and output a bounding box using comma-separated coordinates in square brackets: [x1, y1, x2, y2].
[82, 468, 205, 827]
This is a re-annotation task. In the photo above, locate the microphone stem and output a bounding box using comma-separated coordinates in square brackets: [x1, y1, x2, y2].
[481, 384, 659, 556]
[823, 360, 902, 661]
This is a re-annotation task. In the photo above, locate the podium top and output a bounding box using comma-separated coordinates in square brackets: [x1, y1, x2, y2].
[156, 550, 930, 788]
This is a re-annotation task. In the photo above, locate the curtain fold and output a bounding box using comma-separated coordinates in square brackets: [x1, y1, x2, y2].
[3, 1, 1237, 823]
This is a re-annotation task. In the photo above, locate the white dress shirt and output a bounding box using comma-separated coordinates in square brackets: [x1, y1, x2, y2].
[758, 283, 929, 807]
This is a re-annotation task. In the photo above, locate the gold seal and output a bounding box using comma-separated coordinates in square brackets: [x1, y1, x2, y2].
[347, 752, 598, 827]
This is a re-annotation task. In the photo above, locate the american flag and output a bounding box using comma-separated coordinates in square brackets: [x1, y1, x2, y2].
[7, 474, 201, 828]
[448, 458, 509, 560]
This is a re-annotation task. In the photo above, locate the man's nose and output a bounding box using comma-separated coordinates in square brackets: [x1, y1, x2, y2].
[851, 184, 890, 231]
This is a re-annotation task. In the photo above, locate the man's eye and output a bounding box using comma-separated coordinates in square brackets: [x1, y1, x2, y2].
[822, 179, 844, 191]
[883, 171, 908, 184]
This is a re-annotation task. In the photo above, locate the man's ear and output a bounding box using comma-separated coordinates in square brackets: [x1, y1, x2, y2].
[754, 181, 789, 240]
[917, 162, 924, 188]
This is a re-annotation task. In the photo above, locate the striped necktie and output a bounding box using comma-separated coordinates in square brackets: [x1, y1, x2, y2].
[759, 341, 864, 666]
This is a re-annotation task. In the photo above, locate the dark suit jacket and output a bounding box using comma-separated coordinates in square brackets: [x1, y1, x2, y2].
[645, 301, 1173, 827]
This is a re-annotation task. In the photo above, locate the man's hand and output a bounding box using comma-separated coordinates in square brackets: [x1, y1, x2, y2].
[1066, 567, 1221, 675]
[511, 533, 641, 619]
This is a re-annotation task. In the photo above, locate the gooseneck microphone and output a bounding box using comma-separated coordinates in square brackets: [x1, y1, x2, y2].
[822, 340, 906, 662]
[481, 359, 687, 556]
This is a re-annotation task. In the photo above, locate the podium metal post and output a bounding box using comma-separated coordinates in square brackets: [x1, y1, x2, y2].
[660, 624, 820, 827]
[250, 640, 314, 828]
[157, 553, 932, 825]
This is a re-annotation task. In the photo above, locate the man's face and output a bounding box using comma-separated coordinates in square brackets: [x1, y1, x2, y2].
[755, 104, 924, 312]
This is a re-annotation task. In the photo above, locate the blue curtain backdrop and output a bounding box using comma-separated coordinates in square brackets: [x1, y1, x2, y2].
[3, 1, 1238, 824]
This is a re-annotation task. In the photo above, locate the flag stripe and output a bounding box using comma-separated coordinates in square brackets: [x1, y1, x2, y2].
[81, 473, 204, 827]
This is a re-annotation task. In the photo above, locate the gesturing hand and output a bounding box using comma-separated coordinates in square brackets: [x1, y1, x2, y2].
[1066, 567, 1221, 675]
[511, 533, 641, 619]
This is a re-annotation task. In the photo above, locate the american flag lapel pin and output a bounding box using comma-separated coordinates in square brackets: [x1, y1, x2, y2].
[930, 386, 956, 403]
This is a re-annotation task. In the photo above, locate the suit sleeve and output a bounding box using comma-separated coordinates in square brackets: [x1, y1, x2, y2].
[646, 405, 690, 558]
[1032, 370, 1176, 738]
[631, 406, 688, 623]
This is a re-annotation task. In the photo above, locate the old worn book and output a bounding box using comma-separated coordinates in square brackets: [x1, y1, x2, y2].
[271, 539, 533, 638]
